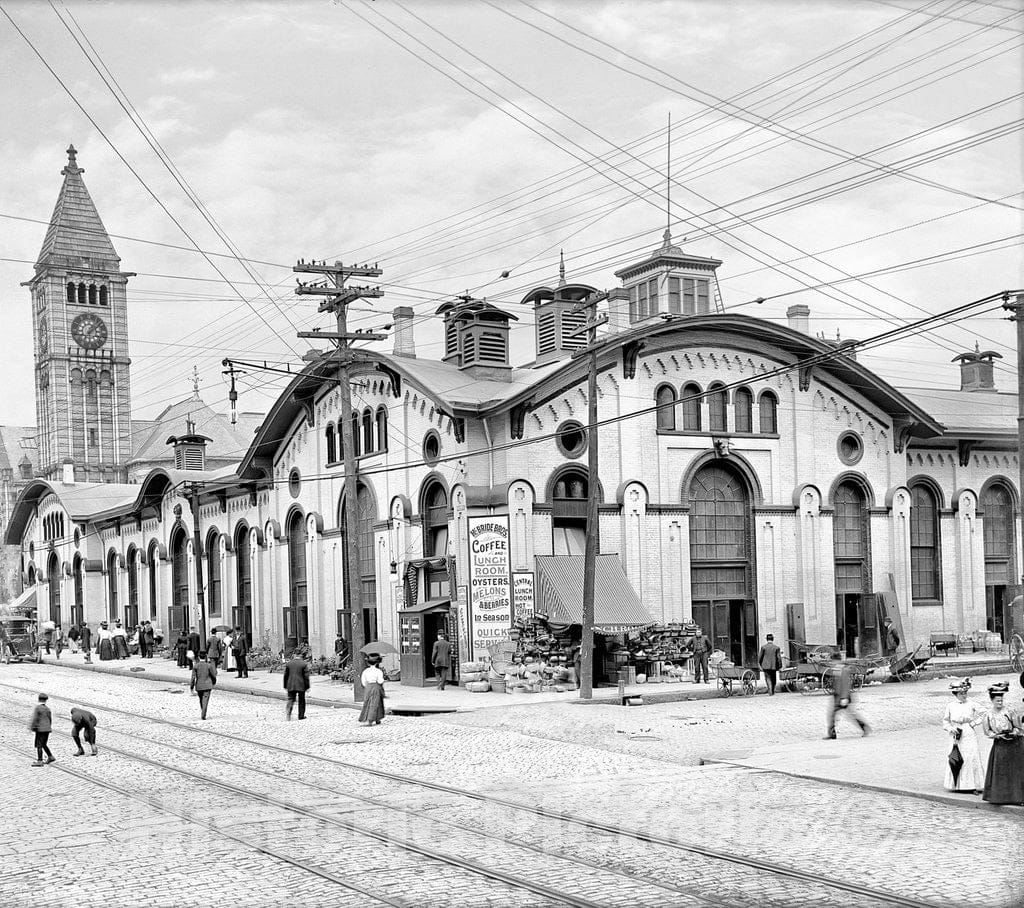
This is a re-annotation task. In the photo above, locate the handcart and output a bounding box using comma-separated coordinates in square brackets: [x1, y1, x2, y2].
[716, 663, 760, 697]
[778, 643, 839, 694]
[821, 654, 887, 694]
[889, 644, 930, 682]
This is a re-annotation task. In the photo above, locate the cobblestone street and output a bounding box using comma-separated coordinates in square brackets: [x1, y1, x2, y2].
[1, 663, 1020, 908]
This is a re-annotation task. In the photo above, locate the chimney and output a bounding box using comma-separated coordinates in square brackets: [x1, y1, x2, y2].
[61, 458, 75, 485]
[787, 304, 810, 334]
[605, 287, 631, 334]
[166, 416, 212, 471]
[952, 346, 1001, 392]
[392, 306, 415, 358]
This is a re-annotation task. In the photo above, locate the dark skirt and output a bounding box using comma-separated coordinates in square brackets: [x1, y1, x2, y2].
[176, 644, 188, 668]
[982, 736, 1024, 805]
[113, 637, 129, 659]
[98, 639, 114, 661]
[358, 683, 385, 724]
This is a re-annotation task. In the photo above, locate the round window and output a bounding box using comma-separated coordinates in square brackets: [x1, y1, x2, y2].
[556, 420, 588, 459]
[422, 430, 441, 467]
[288, 467, 301, 499]
[837, 431, 863, 466]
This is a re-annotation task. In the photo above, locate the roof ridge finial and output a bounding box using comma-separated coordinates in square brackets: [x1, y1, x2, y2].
[558, 249, 566, 287]
[191, 364, 202, 399]
[62, 144, 82, 176]
[975, 340, 980, 354]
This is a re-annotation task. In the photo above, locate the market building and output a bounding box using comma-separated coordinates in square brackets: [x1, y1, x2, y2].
[4, 150, 1021, 684]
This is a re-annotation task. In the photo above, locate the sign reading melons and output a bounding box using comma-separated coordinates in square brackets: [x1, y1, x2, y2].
[467, 517, 512, 660]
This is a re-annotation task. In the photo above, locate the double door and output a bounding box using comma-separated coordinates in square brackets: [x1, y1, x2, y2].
[835, 592, 879, 657]
[692, 599, 757, 666]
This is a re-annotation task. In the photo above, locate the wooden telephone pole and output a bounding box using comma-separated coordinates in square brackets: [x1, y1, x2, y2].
[1003, 292, 1024, 593]
[570, 292, 608, 700]
[294, 259, 385, 701]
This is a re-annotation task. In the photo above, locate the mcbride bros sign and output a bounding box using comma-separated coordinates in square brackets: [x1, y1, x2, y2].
[467, 517, 512, 659]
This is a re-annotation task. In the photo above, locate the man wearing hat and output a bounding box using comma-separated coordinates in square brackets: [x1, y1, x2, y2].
[29, 693, 55, 766]
[825, 655, 870, 739]
[882, 617, 900, 658]
[691, 628, 712, 684]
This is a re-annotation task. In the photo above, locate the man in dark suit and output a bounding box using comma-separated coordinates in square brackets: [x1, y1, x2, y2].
[882, 618, 900, 658]
[231, 626, 249, 679]
[79, 623, 92, 664]
[206, 632, 224, 668]
[825, 657, 870, 739]
[189, 651, 217, 720]
[283, 652, 311, 720]
[431, 632, 452, 690]
[186, 627, 201, 669]
[757, 634, 783, 695]
[70, 707, 98, 756]
[692, 628, 712, 684]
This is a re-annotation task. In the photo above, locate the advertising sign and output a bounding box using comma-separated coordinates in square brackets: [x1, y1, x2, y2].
[467, 517, 512, 660]
[512, 572, 535, 622]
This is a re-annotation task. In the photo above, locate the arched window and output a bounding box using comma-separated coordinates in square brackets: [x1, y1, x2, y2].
[910, 484, 941, 601]
[681, 383, 702, 431]
[325, 424, 337, 464]
[66, 282, 75, 302]
[234, 526, 252, 646]
[734, 387, 753, 433]
[47, 553, 61, 626]
[98, 285, 108, 306]
[170, 528, 189, 639]
[422, 481, 449, 557]
[77, 283, 86, 305]
[552, 468, 589, 555]
[206, 532, 221, 619]
[656, 385, 676, 431]
[88, 284, 97, 305]
[708, 383, 727, 433]
[286, 513, 308, 651]
[126, 547, 139, 628]
[73, 555, 84, 628]
[833, 480, 871, 655]
[362, 408, 374, 454]
[340, 484, 378, 642]
[147, 541, 159, 619]
[107, 550, 119, 621]
[351, 413, 361, 457]
[376, 406, 388, 452]
[759, 391, 778, 434]
[982, 482, 1016, 639]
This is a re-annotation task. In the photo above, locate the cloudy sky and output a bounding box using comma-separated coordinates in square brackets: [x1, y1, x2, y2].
[0, 0, 1020, 428]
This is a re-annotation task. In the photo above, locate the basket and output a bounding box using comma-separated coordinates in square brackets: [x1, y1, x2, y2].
[466, 680, 490, 693]
[490, 678, 506, 694]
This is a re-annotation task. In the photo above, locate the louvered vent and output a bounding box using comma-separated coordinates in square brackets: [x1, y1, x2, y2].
[537, 311, 557, 354]
[173, 445, 204, 470]
[445, 320, 459, 358]
[561, 310, 587, 349]
[478, 331, 507, 364]
[462, 332, 476, 364]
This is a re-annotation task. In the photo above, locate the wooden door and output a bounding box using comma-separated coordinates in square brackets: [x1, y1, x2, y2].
[712, 600, 730, 655]
[742, 600, 758, 666]
[859, 593, 879, 655]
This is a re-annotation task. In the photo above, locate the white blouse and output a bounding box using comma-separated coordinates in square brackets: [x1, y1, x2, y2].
[361, 666, 385, 686]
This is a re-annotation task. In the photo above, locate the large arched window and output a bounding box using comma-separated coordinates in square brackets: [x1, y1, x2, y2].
[910, 484, 941, 601]
[422, 481, 449, 558]
[982, 481, 1017, 639]
[656, 384, 676, 431]
[286, 512, 308, 652]
[170, 528, 189, 639]
[147, 541, 159, 619]
[759, 391, 778, 434]
[376, 406, 388, 452]
[362, 408, 374, 454]
[234, 526, 252, 646]
[552, 468, 589, 555]
[707, 383, 727, 433]
[73, 554, 84, 628]
[206, 532, 221, 619]
[107, 550, 119, 621]
[47, 553, 61, 626]
[734, 387, 753, 434]
[126, 547, 139, 628]
[681, 383, 702, 431]
[833, 480, 872, 655]
[325, 424, 337, 464]
[340, 484, 378, 642]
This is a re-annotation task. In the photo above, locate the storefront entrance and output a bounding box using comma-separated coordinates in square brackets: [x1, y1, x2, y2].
[691, 599, 757, 666]
[986, 585, 1009, 641]
[399, 603, 452, 686]
[835, 592, 879, 657]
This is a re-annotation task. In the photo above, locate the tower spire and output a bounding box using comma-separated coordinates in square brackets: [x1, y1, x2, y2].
[558, 249, 566, 288]
[662, 112, 672, 249]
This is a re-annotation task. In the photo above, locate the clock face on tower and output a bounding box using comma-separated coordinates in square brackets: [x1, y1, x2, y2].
[71, 313, 108, 350]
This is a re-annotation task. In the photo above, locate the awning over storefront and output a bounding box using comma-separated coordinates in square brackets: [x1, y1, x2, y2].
[399, 598, 451, 615]
[535, 555, 653, 633]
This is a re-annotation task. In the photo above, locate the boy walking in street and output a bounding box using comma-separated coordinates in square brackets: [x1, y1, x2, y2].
[189, 651, 217, 720]
[70, 707, 98, 756]
[29, 693, 55, 765]
[825, 656, 871, 739]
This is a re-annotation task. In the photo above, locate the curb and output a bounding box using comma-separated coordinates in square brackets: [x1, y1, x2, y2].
[700, 756, 1024, 814]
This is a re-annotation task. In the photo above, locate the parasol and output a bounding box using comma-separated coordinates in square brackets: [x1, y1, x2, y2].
[948, 741, 964, 787]
[359, 641, 398, 656]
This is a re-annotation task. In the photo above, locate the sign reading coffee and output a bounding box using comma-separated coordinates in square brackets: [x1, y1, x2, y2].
[467, 517, 512, 659]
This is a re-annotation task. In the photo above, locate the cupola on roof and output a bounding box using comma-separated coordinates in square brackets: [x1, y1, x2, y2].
[521, 252, 598, 365]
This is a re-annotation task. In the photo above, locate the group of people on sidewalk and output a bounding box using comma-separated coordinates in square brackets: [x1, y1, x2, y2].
[34, 619, 162, 663]
[27, 693, 98, 766]
[173, 626, 249, 678]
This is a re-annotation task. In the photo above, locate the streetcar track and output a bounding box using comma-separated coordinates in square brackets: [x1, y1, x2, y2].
[0, 679, 945, 908]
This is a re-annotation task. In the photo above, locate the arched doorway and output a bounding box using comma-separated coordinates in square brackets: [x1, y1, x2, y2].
[234, 526, 253, 647]
[72, 555, 84, 628]
[688, 462, 757, 665]
[982, 481, 1017, 641]
[170, 527, 189, 638]
[285, 512, 308, 653]
[106, 551, 119, 621]
[126, 547, 139, 629]
[340, 483, 378, 643]
[47, 553, 61, 626]
[832, 480, 875, 656]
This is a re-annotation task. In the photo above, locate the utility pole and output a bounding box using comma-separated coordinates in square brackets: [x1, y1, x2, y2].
[188, 481, 208, 645]
[294, 259, 384, 702]
[1003, 291, 1024, 592]
[570, 292, 608, 699]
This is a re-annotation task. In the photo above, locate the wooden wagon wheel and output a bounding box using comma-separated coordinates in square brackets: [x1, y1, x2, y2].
[1010, 634, 1024, 672]
[718, 676, 732, 697]
[896, 664, 917, 682]
[741, 669, 757, 696]
[821, 668, 835, 695]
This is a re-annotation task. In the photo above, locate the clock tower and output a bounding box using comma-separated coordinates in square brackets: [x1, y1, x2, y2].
[24, 145, 134, 483]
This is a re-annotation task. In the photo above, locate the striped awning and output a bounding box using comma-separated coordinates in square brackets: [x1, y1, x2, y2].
[535, 555, 653, 633]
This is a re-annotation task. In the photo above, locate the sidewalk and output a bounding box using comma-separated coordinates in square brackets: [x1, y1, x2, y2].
[20, 648, 1011, 714]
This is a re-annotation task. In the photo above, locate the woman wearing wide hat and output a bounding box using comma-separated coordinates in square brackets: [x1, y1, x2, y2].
[358, 655, 386, 726]
[941, 679, 986, 793]
[981, 681, 1024, 805]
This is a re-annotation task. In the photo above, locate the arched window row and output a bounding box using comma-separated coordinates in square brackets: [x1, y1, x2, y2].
[326, 406, 389, 462]
[42, 512, 66, 542]
[655, 384, 778, 435]
[66, 281, 109, 306]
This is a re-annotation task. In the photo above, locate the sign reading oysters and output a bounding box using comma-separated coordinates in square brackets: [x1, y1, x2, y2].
[467, 517, 512, 659]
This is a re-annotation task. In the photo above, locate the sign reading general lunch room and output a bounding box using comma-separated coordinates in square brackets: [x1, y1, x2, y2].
[467, 516, 512, 659]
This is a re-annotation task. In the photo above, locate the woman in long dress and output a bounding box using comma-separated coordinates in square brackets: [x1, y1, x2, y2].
[96, 623, 114, 661]
[981, 681, 1024, 805]
[175, 632, 189, 668]
[358, 656, 386, 726]
[942, 679, 986, 792]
